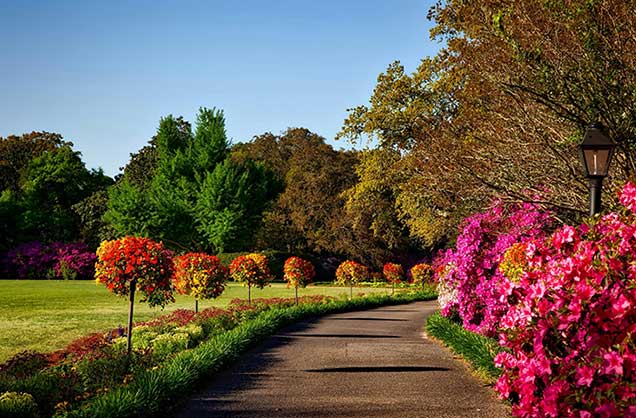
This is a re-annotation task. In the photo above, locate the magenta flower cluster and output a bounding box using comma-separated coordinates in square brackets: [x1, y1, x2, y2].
[434, 199, 553, 336]
[494, 183, 636, 417]
[435, 183, 636, 417]
[2, 241, 96, 280]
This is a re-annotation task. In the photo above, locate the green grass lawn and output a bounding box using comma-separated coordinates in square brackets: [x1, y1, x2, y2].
[0, 280, 392, 362]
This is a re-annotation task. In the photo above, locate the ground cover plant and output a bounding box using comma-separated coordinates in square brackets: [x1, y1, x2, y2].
[0, 288, 436, 418]
[434, 182, 636, 417]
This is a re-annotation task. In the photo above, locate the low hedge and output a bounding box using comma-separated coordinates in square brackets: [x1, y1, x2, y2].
[425, 312, 502, 383]
[59, 290, 436, 418]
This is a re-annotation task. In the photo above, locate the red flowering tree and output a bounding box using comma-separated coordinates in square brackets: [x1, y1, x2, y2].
[173, 253, 228, 312]
[410, 263, 434, 287]
[229, 253, 273, 304]
[95, 236, 175, 358]
[335, 260, 369, 299]
[383, 262, 404, 294]
[283, 256, 316, 305]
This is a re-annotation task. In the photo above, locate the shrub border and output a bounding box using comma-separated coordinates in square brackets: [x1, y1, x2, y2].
[60, 290, 436, 418]
[425, 312, 502, 384]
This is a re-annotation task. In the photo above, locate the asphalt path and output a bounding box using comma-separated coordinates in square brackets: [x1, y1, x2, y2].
[176, 300, 511, 418]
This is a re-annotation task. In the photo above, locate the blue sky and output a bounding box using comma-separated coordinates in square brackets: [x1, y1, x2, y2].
[0, 0, 441, 177]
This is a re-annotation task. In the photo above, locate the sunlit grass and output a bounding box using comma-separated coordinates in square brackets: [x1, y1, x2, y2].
[0, 280, 391, 362]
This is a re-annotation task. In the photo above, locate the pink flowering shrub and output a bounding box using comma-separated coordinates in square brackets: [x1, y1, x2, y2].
[434, 199, 553, 336]
[494, 182, 636, 417]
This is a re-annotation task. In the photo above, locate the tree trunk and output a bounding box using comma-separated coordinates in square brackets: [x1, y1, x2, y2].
[248, 285, 251, 305]
[392, 281, 395, 295]
[349, 283, 353, 300]
[295, 287, 299, 306]
[195, 299, 199, 313]
[126, 280, 136, 363]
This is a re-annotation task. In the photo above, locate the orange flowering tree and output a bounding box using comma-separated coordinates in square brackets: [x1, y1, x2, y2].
[283, 256, 316, 304]
[410, 263, 434, 287]
[95, 236, 175, 358]
[335, 260, 369, 299]
[229, 253, 273, 304]
[173, 253, 228, 312]
[383, 262, 404, 294]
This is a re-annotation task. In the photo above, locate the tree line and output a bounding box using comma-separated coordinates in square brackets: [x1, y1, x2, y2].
[3, 0, 634, 272]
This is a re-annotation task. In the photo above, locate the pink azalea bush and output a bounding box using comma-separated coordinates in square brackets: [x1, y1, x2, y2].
[434, 199, 554, 336]
[494, 183, 636, 417]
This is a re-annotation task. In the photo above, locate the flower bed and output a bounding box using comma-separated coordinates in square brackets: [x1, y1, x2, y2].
[434, 183, 636, 417]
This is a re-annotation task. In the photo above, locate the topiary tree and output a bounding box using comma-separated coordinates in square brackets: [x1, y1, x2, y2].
[173, 252, 228, 312]
[383, 262, 404, 295]
[335, 260, 369, 299]
[283, 256, 316, 305]
[229, 253, 272, 304]
[410, 263, 434, 288]
[95, 236, 174, 360]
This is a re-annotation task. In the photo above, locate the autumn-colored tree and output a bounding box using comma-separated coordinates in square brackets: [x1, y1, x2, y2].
[173, 252, 228, 312]
[382, 262, 405, 295]
[335, 260, 369, 299]
[95, 237, 175, 358]
[340, 1, 636, 241]
[410, 263, 434, 287]
[233, 128, 359, 257]
[283, 256, 316, 304]
[229, 253, 273, 304]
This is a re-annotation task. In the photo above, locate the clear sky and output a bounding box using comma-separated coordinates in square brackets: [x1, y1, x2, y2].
[0, 0, 441, 177]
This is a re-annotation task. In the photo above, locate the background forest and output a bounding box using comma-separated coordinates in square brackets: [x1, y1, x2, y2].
[2, 0, 635, 279]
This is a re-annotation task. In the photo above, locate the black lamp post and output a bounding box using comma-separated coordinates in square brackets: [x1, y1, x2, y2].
[579, 123, 616, 215]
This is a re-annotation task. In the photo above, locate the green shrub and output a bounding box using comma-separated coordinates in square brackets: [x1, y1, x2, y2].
[151, 333, 190, 361]
[0, 391, 39, 418]
[425, 312, 502, 382]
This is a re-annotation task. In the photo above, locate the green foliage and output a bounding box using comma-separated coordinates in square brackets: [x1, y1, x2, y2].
[104, 180, 153, 237]
[425, 312, 502, 383]
[107, 108, 279, 252]
[72, 190, 115, 248]
[0, 391, 39, 418]
[196, 159, 281, 252]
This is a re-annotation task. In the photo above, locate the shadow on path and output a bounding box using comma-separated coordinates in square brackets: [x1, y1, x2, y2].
[306, 366, 451, 373]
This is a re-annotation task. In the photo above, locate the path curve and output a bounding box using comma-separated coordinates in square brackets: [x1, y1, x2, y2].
[176, 300, 510, 418]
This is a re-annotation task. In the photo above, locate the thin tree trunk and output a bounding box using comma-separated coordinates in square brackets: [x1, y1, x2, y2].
[195, 299, 199, 313]
[126, 280, 136, 363]
[349, 283, 353, 300]
[392, 281, 395, 295]
[295, 287, 299, 306]
[248, 285, 251, 305]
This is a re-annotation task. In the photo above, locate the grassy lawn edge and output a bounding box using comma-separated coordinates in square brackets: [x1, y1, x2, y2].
[425, 312, 503, 384]
[60, 290, 436, 418]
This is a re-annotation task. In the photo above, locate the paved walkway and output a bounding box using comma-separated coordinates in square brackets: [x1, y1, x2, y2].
[176, 301, 510, 418]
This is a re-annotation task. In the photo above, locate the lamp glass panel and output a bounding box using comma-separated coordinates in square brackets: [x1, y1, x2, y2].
[583, 148, 610, 176]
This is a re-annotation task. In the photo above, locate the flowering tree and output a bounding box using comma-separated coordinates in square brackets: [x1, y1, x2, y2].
[173, 253, 228, 312]
[95, 236, 174, 358]
[229, 253, 272, 304]
[410, 263, 434, 287]
[493, 182, 636, 417]
[283, 256, 316, 304]
[383, 262, 404, 294]
[335, 260, 369, 299]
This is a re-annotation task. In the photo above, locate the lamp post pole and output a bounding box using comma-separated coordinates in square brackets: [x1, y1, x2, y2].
[588, 178, 603, 216]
